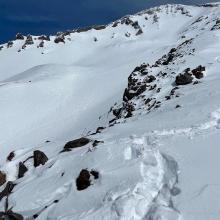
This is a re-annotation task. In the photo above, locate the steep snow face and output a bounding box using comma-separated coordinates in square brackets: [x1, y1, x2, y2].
[0, 3, 220, 220]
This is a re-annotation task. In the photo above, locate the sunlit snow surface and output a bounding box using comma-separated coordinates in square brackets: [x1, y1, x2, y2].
[0, 3, 220, 220]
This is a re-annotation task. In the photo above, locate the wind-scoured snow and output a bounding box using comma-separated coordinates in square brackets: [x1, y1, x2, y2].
[0, 3, 220, 220]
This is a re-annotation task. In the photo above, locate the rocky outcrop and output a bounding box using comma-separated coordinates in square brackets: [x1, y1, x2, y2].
[25, 35, 34, 45]
[16, 33, 24, 40]
[154, 39, 194, 67]
[38, 35, 50, 41]
[110, 62, 160, 122]
[54, 35, 65, 44]
[22, 35, 34, 49]
[211, 19, 220, 30]
[75, 25, 106, 33]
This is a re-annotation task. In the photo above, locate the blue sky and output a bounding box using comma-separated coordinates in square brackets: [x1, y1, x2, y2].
[0, 0, 214, 43]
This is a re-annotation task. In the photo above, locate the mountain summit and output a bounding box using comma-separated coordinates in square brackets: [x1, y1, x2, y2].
[0, 3, 220, 220]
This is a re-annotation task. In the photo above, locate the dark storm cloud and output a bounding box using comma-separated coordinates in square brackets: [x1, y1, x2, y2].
[0, 0, 216, 43]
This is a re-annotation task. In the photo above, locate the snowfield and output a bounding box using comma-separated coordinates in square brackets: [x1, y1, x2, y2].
[0, 3, 220, 220]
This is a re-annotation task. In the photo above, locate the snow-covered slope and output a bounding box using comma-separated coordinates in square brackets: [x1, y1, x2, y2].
[0, 3, 220, 220]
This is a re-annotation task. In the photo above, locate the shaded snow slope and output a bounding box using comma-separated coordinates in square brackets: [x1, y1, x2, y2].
[0, 3, 220, 220]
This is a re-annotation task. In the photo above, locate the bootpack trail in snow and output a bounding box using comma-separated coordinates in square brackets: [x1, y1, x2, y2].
[0, 2, 220, 220]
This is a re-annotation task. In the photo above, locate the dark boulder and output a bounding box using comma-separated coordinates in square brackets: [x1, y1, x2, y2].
[192, 65, 205, 79]
[64, 137, 91, 151]
[7, 151, 15, 162]
[112, 22, 119, 27]
[33, 150, 48, 167]
[38, 41, 44, 48]
[0, 211, 23, 220]
[132, 21, 140, 29]
[0, 172, 6, 187]
[76, 169, 91, 191]
[18, 162, 28, 179]
[176, 73, 193, 85]
[76, 169, 99, 191]
[0, 181, 15, 201]
[16, 33, 24, 40]
[7, 41, 13, 48]
[90, 170, 99, 179]
[136, 29, 143, 36]
[112, 108, 123, 118]
[96, 127, 105, 133]
[25, 35, 34, 45]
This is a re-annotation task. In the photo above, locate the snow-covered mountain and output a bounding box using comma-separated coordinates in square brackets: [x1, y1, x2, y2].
[0, 3, 220, 220]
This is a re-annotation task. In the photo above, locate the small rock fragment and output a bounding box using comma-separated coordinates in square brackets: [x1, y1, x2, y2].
[92, 140, 104, 147]
[90, 170, 99, 179]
